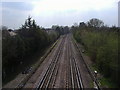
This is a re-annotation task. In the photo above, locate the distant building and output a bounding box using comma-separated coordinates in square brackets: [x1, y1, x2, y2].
[8, 29, 17, 36]
[118, 1, 120, 27]
[2, 29, 17, 39]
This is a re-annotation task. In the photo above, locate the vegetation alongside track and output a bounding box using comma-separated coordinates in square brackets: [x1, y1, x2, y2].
[2, 17, 59, 85]
[72, 18, 119, 87]
[2, 17, 119, 88]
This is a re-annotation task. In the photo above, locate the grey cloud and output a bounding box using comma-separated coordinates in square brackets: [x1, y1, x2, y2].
[2, 2, 33, 11]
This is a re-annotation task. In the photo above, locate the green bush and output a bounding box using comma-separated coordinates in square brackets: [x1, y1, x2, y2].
[2, 17, 59, 83]
[73, 28, 119, 86]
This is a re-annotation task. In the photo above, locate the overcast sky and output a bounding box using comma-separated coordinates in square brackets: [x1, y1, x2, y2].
[1, 0, 119, 29]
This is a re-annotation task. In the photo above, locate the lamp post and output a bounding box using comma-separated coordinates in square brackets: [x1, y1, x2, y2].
[94, 70, 98, 78]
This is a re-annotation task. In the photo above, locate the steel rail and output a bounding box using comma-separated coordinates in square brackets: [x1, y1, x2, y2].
[36, 36, 65, 89]
[69, 36, 84, 89]
[72, 36, 101, 90]
[69, 41, 75, 89]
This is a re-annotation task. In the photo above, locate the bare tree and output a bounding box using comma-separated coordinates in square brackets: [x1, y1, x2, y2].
[87, 18, 104, 28]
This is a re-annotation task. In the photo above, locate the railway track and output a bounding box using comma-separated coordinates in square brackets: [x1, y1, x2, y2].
[19, 34, 93, 89]
[3, 34, 98, 89]
[35, 36, 66, 89]
[67, 36, 84, 89]
[65, 35, 71, 88]
[34, 35, 84, 89]
[72, 35, 101, 90]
